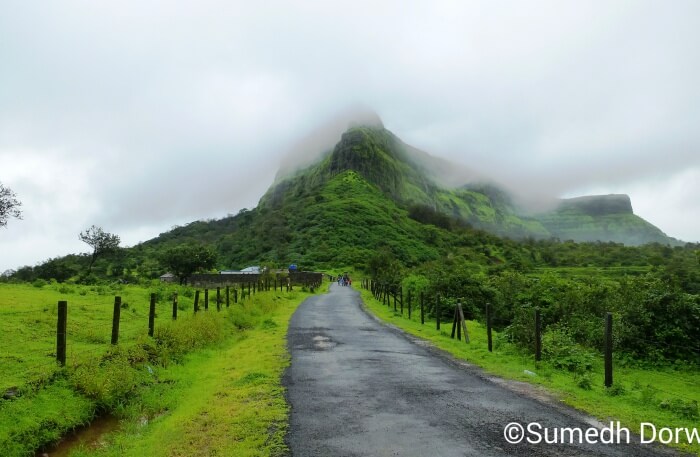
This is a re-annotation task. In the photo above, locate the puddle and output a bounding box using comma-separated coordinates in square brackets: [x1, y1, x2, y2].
[36, 415, 120, 457]
[313, 335, 337, 349]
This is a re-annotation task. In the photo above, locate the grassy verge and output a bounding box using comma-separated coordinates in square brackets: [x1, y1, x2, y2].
[0, 283, 312, 457]
[68, 288, 309, 457]
[359, 288, 700, 456]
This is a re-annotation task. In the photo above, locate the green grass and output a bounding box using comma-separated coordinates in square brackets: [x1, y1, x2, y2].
[359, 287, 700, 456]
[0, 282, 313, 457]
[0, 282, 194, 392]
[68, 288, 310, 457]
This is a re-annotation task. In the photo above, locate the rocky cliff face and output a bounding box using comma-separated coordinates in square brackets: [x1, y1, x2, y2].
[556, 194, 633, 216]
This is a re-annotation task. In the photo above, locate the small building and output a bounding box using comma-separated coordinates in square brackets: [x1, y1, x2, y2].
[220, 266, 262, 274]
[160, 273, 176, 283]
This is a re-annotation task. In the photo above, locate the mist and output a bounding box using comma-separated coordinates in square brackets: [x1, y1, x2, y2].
[275, 106, 384, 181]
[1, 0, 699, 272]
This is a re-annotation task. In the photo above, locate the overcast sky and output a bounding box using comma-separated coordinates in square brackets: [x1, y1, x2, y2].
[1, 0, 699, 272]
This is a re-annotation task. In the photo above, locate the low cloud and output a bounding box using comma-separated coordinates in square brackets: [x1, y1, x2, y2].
[1, 1, 698, 270]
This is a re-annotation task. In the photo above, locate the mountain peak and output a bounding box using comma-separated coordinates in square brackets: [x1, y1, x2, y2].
[275, 107, 384, 181]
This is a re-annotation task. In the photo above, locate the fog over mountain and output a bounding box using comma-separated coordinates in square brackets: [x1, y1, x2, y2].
[1, 1, 699, 271]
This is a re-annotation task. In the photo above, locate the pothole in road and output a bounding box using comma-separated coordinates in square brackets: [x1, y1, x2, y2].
[291, 329, 339, 351]
[312, 335, 337, 350]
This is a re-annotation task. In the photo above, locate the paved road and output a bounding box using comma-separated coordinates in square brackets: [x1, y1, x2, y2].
[284, 284, 682, 456]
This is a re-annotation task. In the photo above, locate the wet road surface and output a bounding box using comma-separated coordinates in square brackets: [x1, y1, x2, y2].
[284, 284, 682, 456]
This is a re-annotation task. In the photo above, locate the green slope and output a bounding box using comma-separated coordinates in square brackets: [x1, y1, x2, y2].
[261, 126, 549, 238]
[145, 125, 676, 272]
[537, 194, 674, 245]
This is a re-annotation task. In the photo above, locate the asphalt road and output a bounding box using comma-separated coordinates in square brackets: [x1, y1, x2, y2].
[284, 284, 683, 457]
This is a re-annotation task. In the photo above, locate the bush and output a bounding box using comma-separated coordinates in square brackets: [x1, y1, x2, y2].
[228, 306, 258, 330]
[659, 399, 699, 419]
[606, 383, 626, 397]
[181, 287, 194, 298]
[152, 312, 224, 364]
[576, 373, 593, 390]
[57, 284, 75, 294]
[70, 349, 149, 409]
[541, 326, 594, 373]
[32, 279, 48, 288]
[639, 385, 658, 404]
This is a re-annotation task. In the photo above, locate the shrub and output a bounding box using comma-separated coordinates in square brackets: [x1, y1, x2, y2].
[576, 373, 593, 390]
[606, 383, 627, 397]
[57, 284, 75, 294]
[152, 312, 224, 364]
[541, 326, 594, 373]
[659, 399, 699, 419]
[70, 349, 149, 409]
[32, 279, 48, 288]
[228, 307, 258, 330]
[639, 385, 658, 404]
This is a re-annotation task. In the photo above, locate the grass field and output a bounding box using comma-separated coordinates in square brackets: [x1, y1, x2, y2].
[359, 287, 700, 456]
[0, 281, 314, 457]
[0, 282, 188, 392]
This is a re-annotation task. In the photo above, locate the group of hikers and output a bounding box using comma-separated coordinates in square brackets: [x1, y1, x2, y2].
[336, 273, 352, 287]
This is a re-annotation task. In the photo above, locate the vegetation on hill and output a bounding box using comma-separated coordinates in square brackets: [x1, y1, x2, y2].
[537, 194, 674, 245]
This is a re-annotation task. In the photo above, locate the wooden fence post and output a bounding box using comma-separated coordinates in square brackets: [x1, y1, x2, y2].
[420, 291, 424, 325]
[436, 294, 441, 330]
[486, 302, 492, 352]
[407, 291, 412, 319]
[400, 288, 403, 315]
[535, 308, 542, 362]
[204, 289, 209, 311]
[57, 300, 67, 366]
[217, 287, 221, 311]
[111, 296, 121, 345]
[458, 302, 470, 343]
[226, 286, 230, 308]
[194, 290, 200, 313]
[172, 293, 178, 320]
[149, 293, 156, 337]
[449, 302, 469, 343]
[393, 288, 397, 312]
[605, 312, 613, 388]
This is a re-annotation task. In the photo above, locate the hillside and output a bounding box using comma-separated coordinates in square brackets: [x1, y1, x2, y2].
[537, 194, 675, 245]
[260, 124, 673, 244]
[143, 123, 676, 270]
[9, 119, 682, 283]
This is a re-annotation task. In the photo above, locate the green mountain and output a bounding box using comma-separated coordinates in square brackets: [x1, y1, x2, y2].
[11, 119, 685, 283]
[141, 123, 676, 271]
[536, 194, 675, 245]
[264, 126, 551, 238]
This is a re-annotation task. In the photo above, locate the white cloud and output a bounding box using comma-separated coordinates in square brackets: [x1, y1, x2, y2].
[1, 0, 699, 270]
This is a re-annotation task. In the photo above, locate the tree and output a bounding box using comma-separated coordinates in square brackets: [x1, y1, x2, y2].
[159, 244, 217, 284]
[0, 182, 22, 227]
[79, 225, 120, 273]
